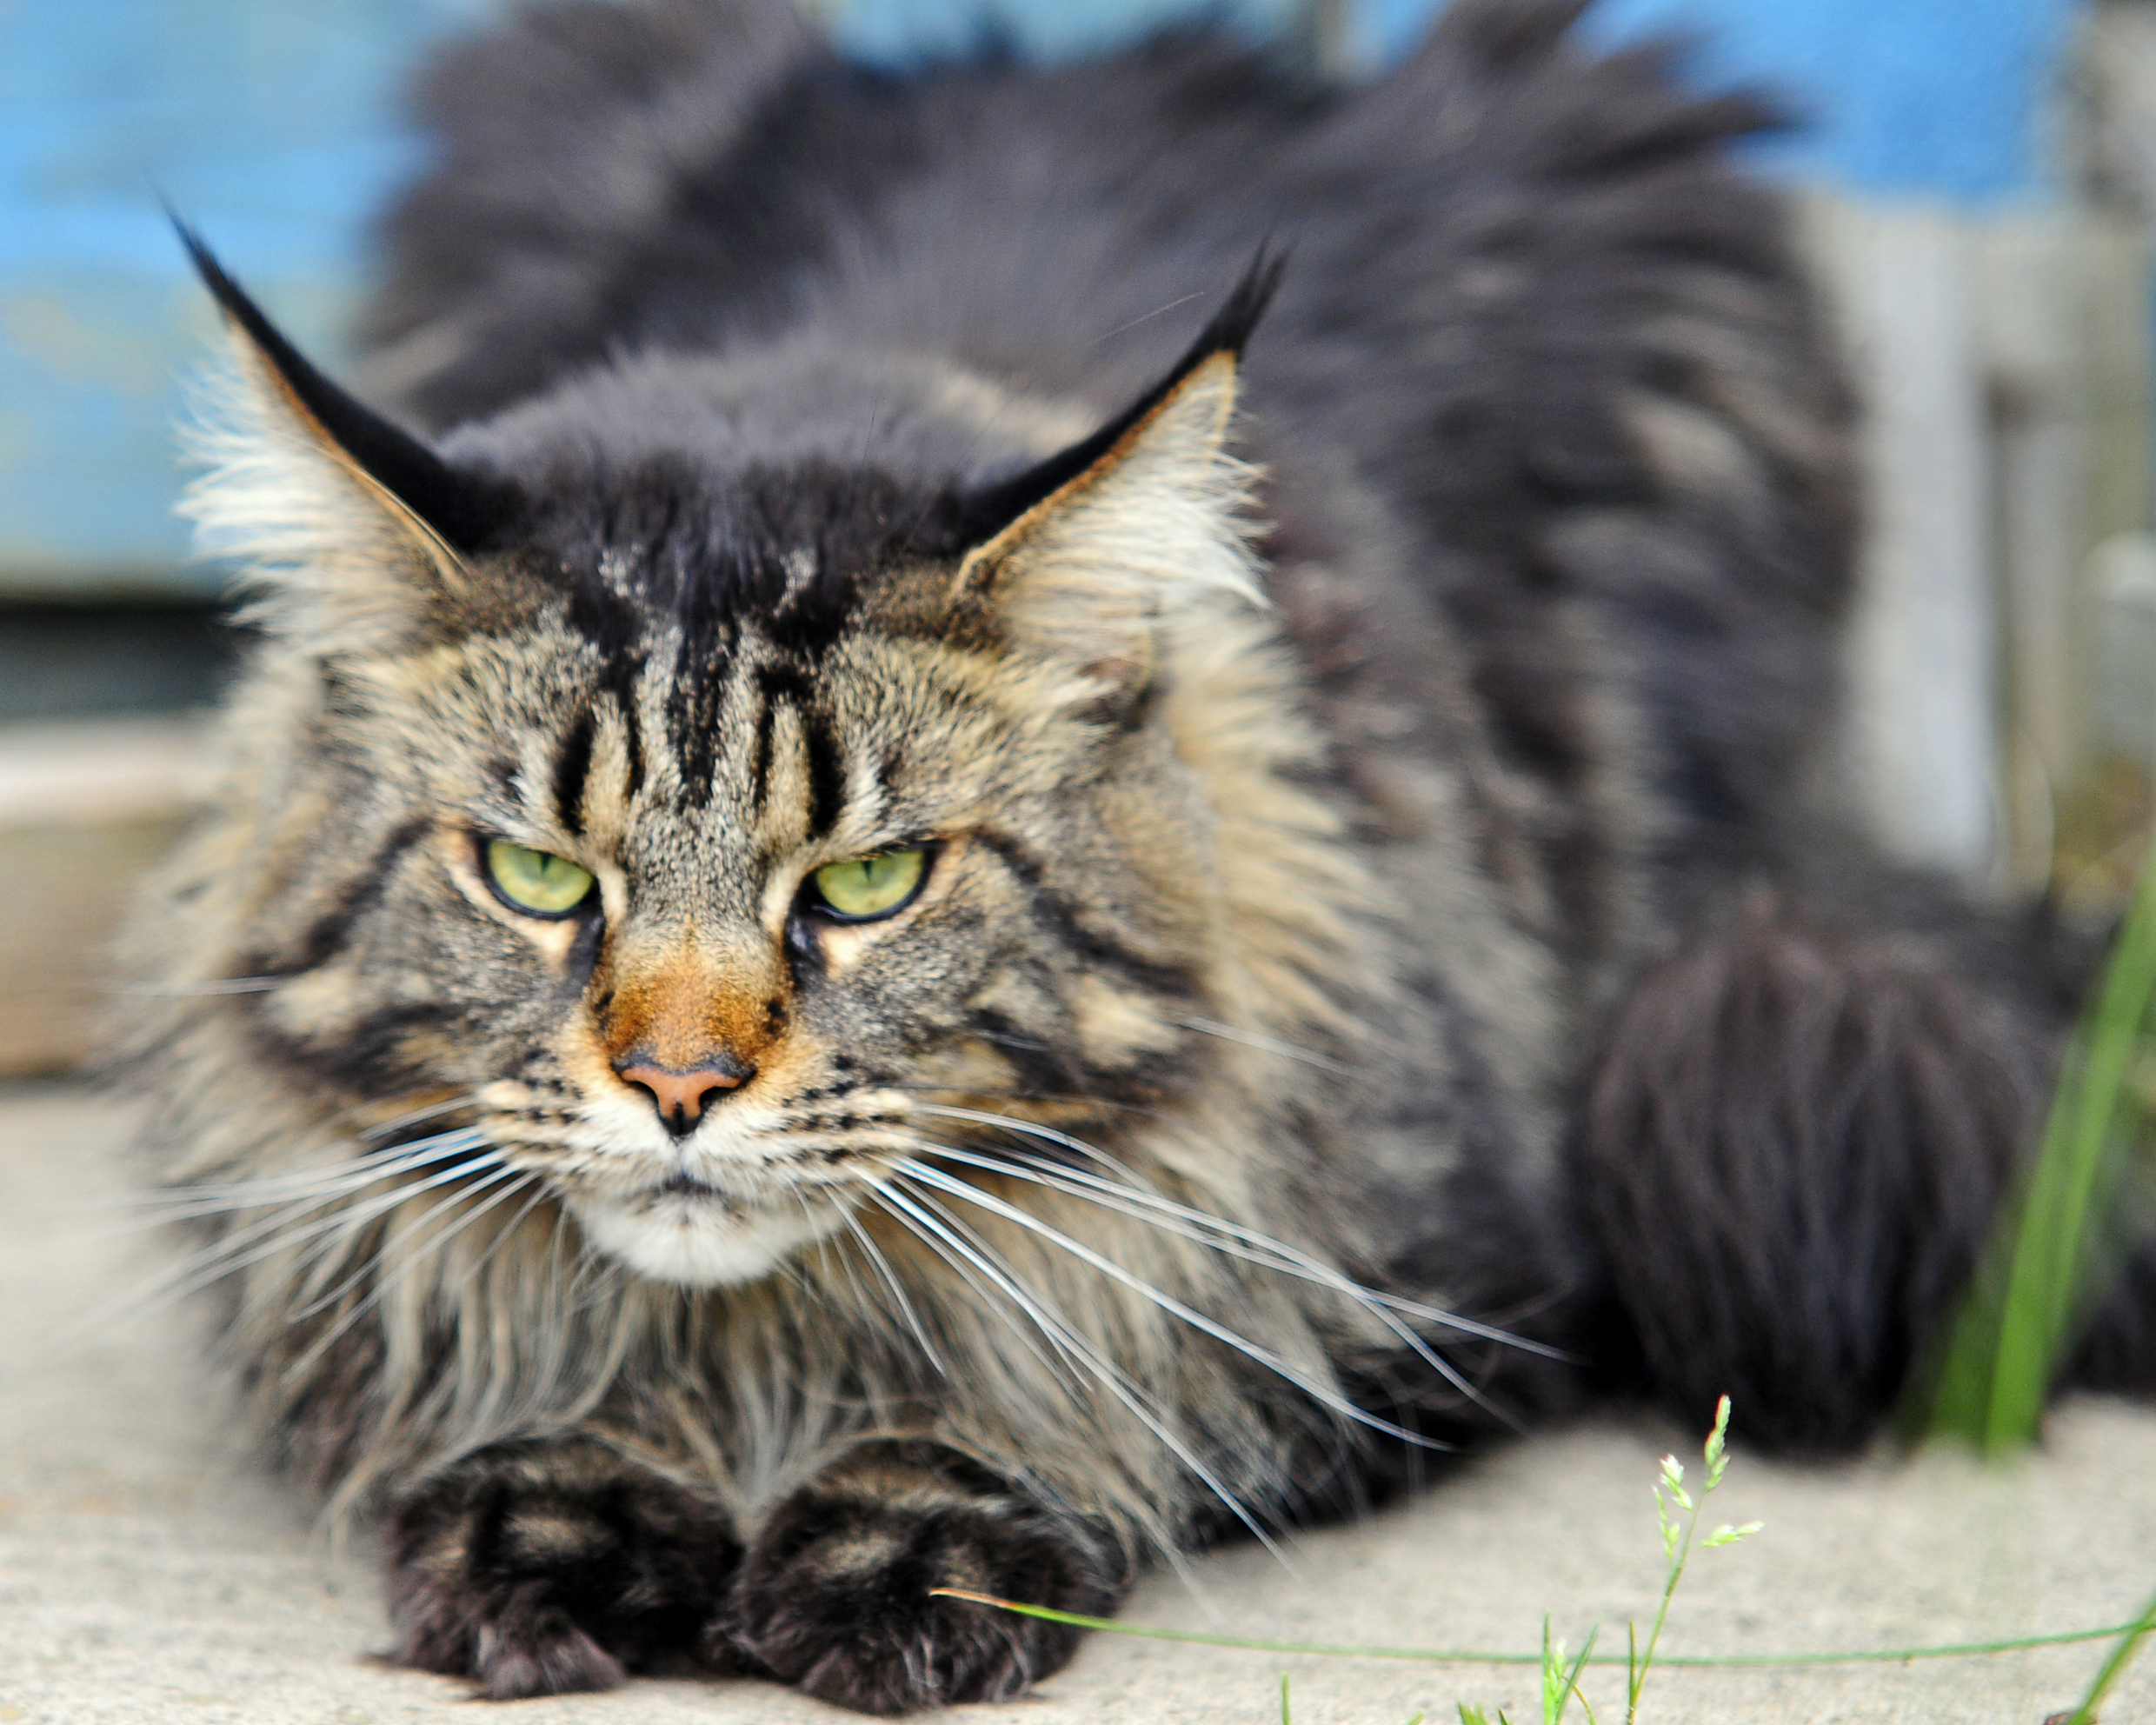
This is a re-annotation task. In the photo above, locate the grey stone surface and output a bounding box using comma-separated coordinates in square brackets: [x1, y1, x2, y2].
[3, 1078, 2153, 1724]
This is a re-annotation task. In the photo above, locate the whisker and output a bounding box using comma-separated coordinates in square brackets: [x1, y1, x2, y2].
[868, 1187, 1073, 1394]
[118, 1140, 497, 1299]
[908, 1104, 1569, 1362]
[839, 1209, 948, 1375]
[901, 393, 1019, 543]
[888, 1083, 1159, 1120]
[870, 1181, 1289, 1571]
[356, 1093, 481, 1142]
[1169, 1015, 1351, 1075]
[889, 1158, 1449, 1451]
[900, 1134, 1494, 1413]
[1089, 291, 1201, 348]
[77, 1144, 504, 1334]
[96, 1128, 491, 1217]
[101, 976, 284, 997]
[905, 1128, 1566, 1406]
[285, 1159, 527, 1321]
[908, 1102, 1151, 1185]
[277, 1170, 541, 1383]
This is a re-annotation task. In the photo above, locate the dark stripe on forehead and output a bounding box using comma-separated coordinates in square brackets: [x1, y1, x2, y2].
[803, 709, 845, 843]
[749, 660, 816, 822]
[621, 696, 647, 803]
[246, 816, 434, 978]
[553, 708, 596, 836]
[749, 703, 773, 816]
[587, 632, 646, 808]
[665, 630, 741, 808]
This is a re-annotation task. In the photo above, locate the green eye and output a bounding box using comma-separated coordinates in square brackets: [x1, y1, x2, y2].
[810, 848, 928, 921]
[485, 840, 596, 916]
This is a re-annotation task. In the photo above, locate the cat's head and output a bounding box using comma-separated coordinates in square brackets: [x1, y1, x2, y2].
[168, 233, 1346, 1289]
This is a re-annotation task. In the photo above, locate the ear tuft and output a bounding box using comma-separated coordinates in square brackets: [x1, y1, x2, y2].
[956, 245, 1287, 549]
[174, 219, 509, 553]
[173, 219, 515, 653]
[949, 254, 1287, 693]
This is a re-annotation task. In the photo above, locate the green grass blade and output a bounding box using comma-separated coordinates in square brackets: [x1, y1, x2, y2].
[2063, 1578, 2156, 1725]
[929, 1589, 2150, 1668]
[1930, 859, 2156, 1455]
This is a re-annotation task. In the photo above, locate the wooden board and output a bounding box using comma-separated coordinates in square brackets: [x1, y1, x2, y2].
[0, 719, 210, 1076]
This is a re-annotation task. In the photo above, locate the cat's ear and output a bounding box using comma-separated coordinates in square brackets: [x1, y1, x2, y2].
[175, 222, 512, 651]
[949, 251, 1285, 697]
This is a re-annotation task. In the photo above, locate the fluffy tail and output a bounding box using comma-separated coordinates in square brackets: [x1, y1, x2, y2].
[1578, 882, 2093, 1452]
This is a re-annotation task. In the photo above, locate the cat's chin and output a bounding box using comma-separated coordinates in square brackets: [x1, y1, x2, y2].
[568, 1187, 851, 1288]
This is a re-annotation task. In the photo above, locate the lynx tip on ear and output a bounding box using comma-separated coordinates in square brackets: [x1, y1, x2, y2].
[955, 245, 1288, 548]
[170, 212, 510, 554]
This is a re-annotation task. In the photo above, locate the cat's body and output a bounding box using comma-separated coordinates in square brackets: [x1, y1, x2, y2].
[123, 0, 2136, 1712]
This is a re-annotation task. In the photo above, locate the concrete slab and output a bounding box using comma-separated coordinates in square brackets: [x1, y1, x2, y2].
[3, 1079, 2154, 1725]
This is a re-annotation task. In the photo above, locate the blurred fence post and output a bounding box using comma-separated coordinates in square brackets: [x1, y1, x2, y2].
[1802, 196, 1999, 882]
[1800, 193, 2154, 892]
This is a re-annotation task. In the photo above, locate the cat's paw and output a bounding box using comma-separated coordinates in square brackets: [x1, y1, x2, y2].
[728, 1444, 1123, 1714]
[386, 1442, 742, 1701]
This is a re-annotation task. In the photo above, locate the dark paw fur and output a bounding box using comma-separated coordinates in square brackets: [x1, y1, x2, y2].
[728, 1446, 1122, 1714]
[388, 1443, 742, 1700]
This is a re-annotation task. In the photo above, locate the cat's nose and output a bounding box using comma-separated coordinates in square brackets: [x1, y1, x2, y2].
[612, 1052, 754, 1136]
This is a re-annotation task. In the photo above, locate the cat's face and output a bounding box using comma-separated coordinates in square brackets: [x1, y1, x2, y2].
[262, 551, 1215, 1286]
[180, 245, 1293, 1288]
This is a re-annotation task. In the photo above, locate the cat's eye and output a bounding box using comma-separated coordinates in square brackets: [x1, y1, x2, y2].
[484, 840, 596, 917]
[809, 847, 928, 921]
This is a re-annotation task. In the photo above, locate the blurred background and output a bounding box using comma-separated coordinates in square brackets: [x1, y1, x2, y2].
[1, 0, 2150, 1072]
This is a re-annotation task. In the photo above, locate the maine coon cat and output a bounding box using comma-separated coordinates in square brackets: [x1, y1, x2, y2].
[123, 0, 2144, 1711]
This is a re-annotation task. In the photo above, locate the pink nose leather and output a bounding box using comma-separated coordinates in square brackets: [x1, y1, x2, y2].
[614, 1059, 749, 1134]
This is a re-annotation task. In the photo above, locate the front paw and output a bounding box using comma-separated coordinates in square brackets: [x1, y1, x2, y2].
[729, 1446, 1122, 1713]
[388, 1443, 741, 1700]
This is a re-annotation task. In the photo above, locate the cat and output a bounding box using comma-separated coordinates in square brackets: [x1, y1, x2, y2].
[121, 0, 2139, 1713]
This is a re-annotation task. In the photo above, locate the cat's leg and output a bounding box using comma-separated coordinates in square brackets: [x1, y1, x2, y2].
[1578, 889, 2050, 1452]
[387, 1438, 740, 1700]
[726, 1440, 1125, 1714]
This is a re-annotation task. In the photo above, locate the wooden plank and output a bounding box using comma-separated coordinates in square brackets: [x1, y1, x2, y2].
[0, 718, 210, 1077]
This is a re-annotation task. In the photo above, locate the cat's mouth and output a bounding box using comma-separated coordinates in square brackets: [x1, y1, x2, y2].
[563, 1165, 860, 1288]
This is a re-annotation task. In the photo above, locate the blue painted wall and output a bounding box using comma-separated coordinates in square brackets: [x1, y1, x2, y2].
[0, 0, 490, 591]
[0, 0, 2086, 594]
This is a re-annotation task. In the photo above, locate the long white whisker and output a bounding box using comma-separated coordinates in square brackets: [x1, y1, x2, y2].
[90, 1166, 471, 1334]
[871, 1181, 1294, 1572]
[883, 1184, 1101, 1401]
[429, 1173, 556, 1319]
[1169, 1014, 1353, 1074]
[889, 1158, 1449, 1451]
[900, 1135, 1499, 1415]
[908, 1104, 1568, 1360]
[356, 1093, 481, 1142]
[79, 1128, 493, 1221]
[103, 976, 284, 996]
[868, 1189, 1071, 1392]
[277, 1170, 541, 1384]
[875, 1182, 1245, 1591]
[839, 1209, 947, 1375]
[79, 1146, 504, 1333]
[285, 1159, 527, 1321]
[902, 1136, 1550, 1430]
